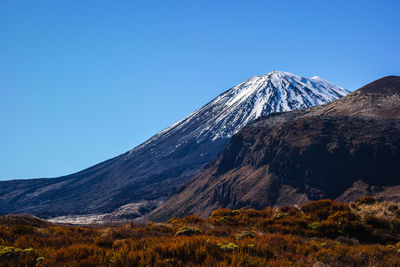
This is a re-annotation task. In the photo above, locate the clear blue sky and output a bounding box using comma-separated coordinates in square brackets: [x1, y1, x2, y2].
[1, 0, 399, 180]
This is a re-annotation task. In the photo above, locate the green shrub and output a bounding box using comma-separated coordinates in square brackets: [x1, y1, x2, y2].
[235, 231, 255, 240]
[273, 213, 289, 219]
[0, 246, 37, 267]
[308, 222, 320, 230]
[174, 226, 203, 237]
[217, 242, 239, 251]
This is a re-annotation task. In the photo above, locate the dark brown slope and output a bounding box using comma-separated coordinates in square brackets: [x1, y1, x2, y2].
[150, 76, 400, 220]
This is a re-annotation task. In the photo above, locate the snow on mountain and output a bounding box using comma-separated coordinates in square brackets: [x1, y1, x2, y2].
[127, 71, 348, 158]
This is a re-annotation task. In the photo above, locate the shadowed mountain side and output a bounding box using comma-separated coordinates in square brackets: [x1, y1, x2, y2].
[150, 76, 400, 220]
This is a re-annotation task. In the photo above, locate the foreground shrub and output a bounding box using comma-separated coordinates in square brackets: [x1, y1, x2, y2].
[0, 246, 38, 267]
[301, 199, 348, 220]
[358, 196, 377, 205]
[217, 242, 239, 252]
[174, 226, 203, 237]
[235, 231, 255, 240]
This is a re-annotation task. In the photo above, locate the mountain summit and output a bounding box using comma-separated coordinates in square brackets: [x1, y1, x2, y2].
[150, 71, 346, 143]
[0, 71, 348, 220]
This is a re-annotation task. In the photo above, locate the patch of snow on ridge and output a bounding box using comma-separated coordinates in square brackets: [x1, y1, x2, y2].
[47, 200, 164, 224]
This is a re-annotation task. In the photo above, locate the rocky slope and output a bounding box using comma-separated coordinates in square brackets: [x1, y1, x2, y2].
[151, 76, 400, 220]
[0, 71, 347, 219]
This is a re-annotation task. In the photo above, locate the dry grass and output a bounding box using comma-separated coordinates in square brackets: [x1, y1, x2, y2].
[1, 198, 400, 266]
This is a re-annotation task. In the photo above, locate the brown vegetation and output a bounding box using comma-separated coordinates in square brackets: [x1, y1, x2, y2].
[1, 198, 400, 266]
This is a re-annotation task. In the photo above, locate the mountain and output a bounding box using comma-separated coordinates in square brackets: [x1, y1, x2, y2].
[0, 71, 348, 219]
[151, 76, 400, 220]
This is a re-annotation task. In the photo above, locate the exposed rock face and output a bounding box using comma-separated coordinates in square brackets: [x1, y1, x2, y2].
[150, 76, 400, 220]
[0, 71, 347, 219]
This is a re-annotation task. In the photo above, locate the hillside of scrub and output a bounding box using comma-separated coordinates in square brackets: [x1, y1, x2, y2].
[1, 198, 400, 266]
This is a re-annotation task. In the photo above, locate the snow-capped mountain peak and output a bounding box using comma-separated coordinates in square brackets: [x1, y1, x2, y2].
[128, 71, 349, 157]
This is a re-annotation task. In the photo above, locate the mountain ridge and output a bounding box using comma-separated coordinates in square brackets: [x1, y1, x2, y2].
[150, 75, 400, 221]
